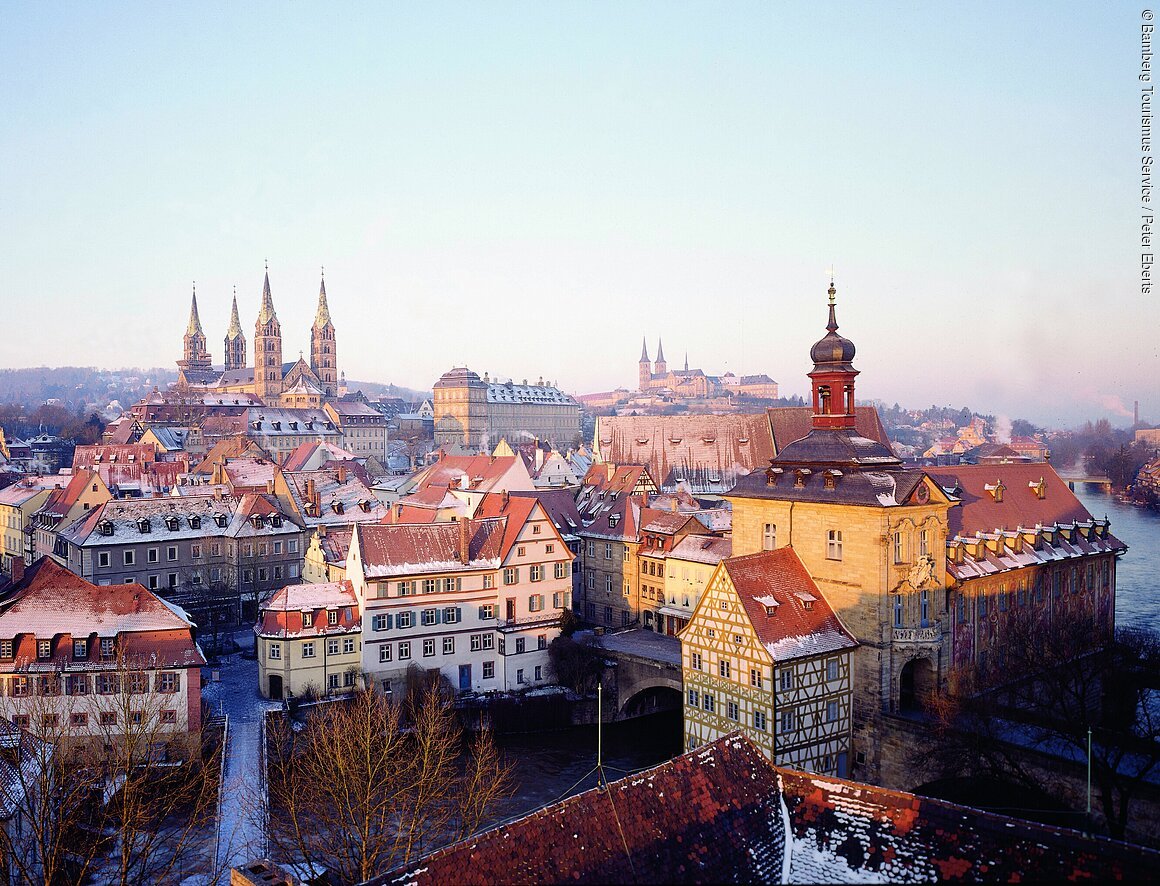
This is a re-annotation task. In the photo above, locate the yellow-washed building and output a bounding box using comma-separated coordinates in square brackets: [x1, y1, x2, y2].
[680, 547, 857, 776]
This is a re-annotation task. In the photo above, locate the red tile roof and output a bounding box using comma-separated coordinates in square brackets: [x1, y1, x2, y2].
[354, 519, 508, 578]
[721, 548, 858, 662]
[924, 463, 1097, 537]
[375, 733, 1160, 885]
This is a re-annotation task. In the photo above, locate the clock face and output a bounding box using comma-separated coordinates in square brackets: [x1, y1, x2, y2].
[915, 484, 930, 504]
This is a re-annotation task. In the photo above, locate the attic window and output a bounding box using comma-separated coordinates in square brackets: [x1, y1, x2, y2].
[271, 515, 282, 528]
[669, 437, 682, 444]
[93, 454, 102, 463]
[98, 519, 114, 536]
[251, 514, 265, 528]
[136, 518, 151, 533]
[984, 480, 1006, 503]
[332, 500, 344, 515]
[213, 513, 227, 528]
[766, 467, 783, 486]
[765, 605, 776, 616]
[127, 454, 135, 463]
[305, 421, 314, 430]
[1029, 478, 1047, 500]
[110, 454, 117, 463]
[188, 516, 201, 529]
[822, 469, 843, 490]
[608, 514, 621, 527]
[702, 436, 716, 444]
[164, 515, 178, 531]
[272, 422, 281, 431]
[635, 437, 649, 445]
[738, 437, 749, 444]
[358, 499, 371, 513]
[794, 468, 811, 488]
[289, 422, 298, 431]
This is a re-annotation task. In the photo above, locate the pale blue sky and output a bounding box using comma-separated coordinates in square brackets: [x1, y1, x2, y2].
[0, 2, 1149, 426]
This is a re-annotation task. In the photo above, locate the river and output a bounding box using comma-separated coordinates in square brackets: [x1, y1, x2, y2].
[492, 485, 1160, 825]
[1073, 485, 1160, 635]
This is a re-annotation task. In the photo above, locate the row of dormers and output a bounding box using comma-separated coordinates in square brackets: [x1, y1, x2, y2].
[250, 418, 335, 432]
[766, 466, 844, 490]
[946, 520, 1110, 563]
[94, 510, 292, 536]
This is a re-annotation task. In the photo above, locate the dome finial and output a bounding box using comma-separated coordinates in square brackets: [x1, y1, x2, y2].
[826, 276, 839, 333]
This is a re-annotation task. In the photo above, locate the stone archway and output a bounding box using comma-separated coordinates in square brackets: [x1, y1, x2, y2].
[899, 657, 935, 714]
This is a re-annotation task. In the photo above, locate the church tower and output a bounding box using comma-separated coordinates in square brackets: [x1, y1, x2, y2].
[654, 338, 667, 377]
[179, 285, 212, 371]
[638, 337, 652, 391]
[253, 265, 283, 404]
[310, 271, 338, 397]
[223, 287, 247, 372]
[807, 280, 859, 430]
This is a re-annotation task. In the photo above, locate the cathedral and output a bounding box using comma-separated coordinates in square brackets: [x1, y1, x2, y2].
[176, 267, 339, 407]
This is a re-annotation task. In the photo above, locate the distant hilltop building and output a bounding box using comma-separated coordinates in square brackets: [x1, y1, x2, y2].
[432, 367, 581, 451]
[175, 265, 339, 407]
[637, 337, 777, 400]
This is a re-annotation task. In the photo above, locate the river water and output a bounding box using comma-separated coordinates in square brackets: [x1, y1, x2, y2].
[1074, 485, 1160, 635]
[492, 486, 1160, 825]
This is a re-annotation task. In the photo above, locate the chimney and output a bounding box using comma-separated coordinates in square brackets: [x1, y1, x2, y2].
[318, 524, 327, 538]
[501, 490, 510, 510]
[459, 516, 470, 564]
[337, 464, 348, 484]
[10, 557, 24, 586]
[670, 498, 677, 512]
[606, 463, 614, 482]
[305, 478, 315, 503]
[266, 479, 276, 495]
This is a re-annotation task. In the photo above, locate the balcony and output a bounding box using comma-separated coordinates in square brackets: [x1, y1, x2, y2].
[891, 625, 942, 644]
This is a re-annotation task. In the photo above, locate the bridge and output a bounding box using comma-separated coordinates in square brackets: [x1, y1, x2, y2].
[587, 628, 684, 719]
[1058, 473, 1114, 491]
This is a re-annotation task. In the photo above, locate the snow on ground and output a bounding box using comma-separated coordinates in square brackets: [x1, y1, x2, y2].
[201, 628, 282, 884]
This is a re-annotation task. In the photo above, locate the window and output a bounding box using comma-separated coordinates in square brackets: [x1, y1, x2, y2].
[826, 530, 843, 560]
[544, 542, 552, 552]
[781, 710, 795, 732]
[623, 548, 629, 562]
[443, 637, 454, 654]
[268, 643, 281, 660]
[71, 712, 88, 728]
[422, 608, 438, 626]
[398, 611, 413, 629]
[529, 594, 544, 612]
[702, 693, 715, 713]
[471, 634, 483, 652]
[586, 572, 595, 591]
[727, 700, 739, 721]
[605, 575, 613, 594]
[398, 580, 416, 596]
[826, 658, 839, 681]
[289, 539, 299, 553]
[328, 674, 340, 690]
[978, 593, 987, 618]
[586, 541, 595, 557]
[123, 550, 135, 566]
[423, 578, 437, 594]
[534, 665, 542, 681]
[718, 660, 731, 679]
[301, 612, 312, 630]
[344, 671, 356, 687]
[423, 639, 435, 657]
[399, 641, 411, 660]
[623, 582, 630, 598]
[37, 639, 51, 659]
[168, 573, 178, 588]
[443, 607, 460, 624]
[160, 709, 178, 724]
[10, 677, 29, 697]
[99, 551, 110, 567]
[327, 609, 339, 625]
[554, 561, 567, 579]
[100, 637, 115, 659]
[327, 639, 339, 656]
[692, 652, 702, 671]
[67, 675, 89, 696]
[483, 574, 494, 589]
[604, 543, 612, 560]
[604, 606, 612, 624]
[73, 639, 87, 659]
[529, 564, 542, 582]
[780, 670, 792, 691]
[827, 700, 839, 722]
[0, 640, 10, 660]
[621, 610, 630, 626]
[517, 546, 526, 557]
[920, 589, 930, 627]
[762, 523, 776, 551]
[273, 541, 282, 554]
[38, 675, 60, 696]
[893, 531, 907, 564]
[515, 637, 526, 654]
[998, 585, 1008, 611]
[893, 595, 903, 628]
[688, 688, 700, 707]
[750, 667, 763, 689]
[503, 567, 518, 585]
[167, 546, 177, 562]
[127, 672, 148, 694]
[517, 668, 525, 684]
[100, 711, 117, 726]
[191, 544, 202, 559]
[482, 634, 494, 650]
[483, 661, 495, 679]
[301, 641, 316, 659]
[148, 548, 159, 563]
[480, 604, 496, 620]
[379, 644, 392, 662]
[919, 529, 929, 558]
[42, 714, 59, 729]
[372, 614, 388, 631]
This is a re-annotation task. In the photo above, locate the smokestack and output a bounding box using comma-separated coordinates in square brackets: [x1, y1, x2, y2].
[459, 516, 470, 564]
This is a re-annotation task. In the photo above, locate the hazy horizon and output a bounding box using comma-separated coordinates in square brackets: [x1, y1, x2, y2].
[1, 3, 1151, 428]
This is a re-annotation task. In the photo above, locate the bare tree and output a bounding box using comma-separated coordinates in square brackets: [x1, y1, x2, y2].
[930, 608, 1160, 842]
[0, 653, 223, 885]
[266, 680, 511, 884]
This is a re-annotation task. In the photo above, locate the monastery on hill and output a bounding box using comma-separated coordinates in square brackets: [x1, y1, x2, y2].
[175, 266, 340, 408]
[637, 337, 778, 400]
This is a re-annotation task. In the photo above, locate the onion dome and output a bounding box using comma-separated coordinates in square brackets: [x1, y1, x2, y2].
[809, 281, 856, 371]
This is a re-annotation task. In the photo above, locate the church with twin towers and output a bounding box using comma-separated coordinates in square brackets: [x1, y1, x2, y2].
[176, 266, 340, 407]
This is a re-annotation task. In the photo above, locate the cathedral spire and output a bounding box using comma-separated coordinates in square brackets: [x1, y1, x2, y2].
[314, 271, 332, 328]
[684, 352, 689, 372]
[226, 288, 243, 339]
[656, 338, 666, 364]
[258, 267, 277, 326]
[640, 336, 650, 363]
[186, 284, 204, 336]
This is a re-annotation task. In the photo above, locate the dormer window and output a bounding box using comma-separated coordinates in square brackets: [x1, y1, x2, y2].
[358, 499, 371, 513]
[127, 453, 135, 463]
[213, 513, 227, 528]
[984, 480, 1005, 503]
[73, 639, 87, 659]
[98, 520, 114, 536]
[137, 518, 151, 533]
[289, 422, 298, 431]
[189, 516, 201, 529]
[165, 515, 179, 531]
[332, 501, 344, 515]
[271, 515, 283, 528]
[37, 639, 52, 660]
[1029, 478, 1047, 500]
[251, 514, 265, 529]
[794, 468, 811, 488]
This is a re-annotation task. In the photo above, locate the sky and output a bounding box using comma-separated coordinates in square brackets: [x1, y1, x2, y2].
[0, 2, 1152, 428]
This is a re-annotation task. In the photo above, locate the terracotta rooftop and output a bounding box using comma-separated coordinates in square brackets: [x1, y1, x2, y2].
[354, 519, 508, 578]
[375, 733, 1160, 885]
[721, 548, 858, 662]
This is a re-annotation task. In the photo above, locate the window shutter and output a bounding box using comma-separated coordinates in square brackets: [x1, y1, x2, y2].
[385, 613, 393, 630]
[456, 607, 462, 624]
[435, 609, 442, 624]
[479, 605, 486, 620]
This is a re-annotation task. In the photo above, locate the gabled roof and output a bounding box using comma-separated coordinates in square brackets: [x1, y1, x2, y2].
[924, 463, 1100, 538]
[35, 470, 98, 520]
[72, 444, 156, 470]
[410, 454, 532, 495]
[314, 525, 354, 565]
[721, 547, 858, 662]
[193, 436, 267, 474]
[667, 534, 732, 565]
[354, 519, 507, 578]
[257, 581, 359, 639]
[282, 440, 358, 472]
[510, 489, 582, 536]
[766, 405, 890, 451]
[376, 733, 1160, 884]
